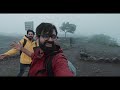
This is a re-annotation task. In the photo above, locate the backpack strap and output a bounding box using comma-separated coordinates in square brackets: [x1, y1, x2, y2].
[20, 39, 27, 56]
[45, 56, 54, 76]
[35, 42, 37, 47]
[44, 51, 60, 76]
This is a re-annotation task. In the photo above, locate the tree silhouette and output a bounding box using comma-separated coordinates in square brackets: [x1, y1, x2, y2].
[59, 22, 76, 38]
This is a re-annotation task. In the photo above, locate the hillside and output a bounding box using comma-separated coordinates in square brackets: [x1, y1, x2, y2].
[0, 34, 22, 54]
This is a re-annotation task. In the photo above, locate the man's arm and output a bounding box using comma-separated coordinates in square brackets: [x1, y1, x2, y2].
[0, 39, 24, 60]
[11, 41, 33, 57]
[4, 48, 18, 56]
[20, 46, 33, 57]
[53, 54, 74, 76]
[0, 54, 9, 59]
[0, 48, 18, 60]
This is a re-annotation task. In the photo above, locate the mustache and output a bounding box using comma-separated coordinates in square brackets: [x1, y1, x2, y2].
[29, 36, 33, 38]
[28, 36, 33, 39]
[44, 41, 54, 46]
[39, 40, 56, 54]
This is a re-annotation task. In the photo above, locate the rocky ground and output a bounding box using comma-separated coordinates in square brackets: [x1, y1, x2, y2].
[64, 46, 120, 76]
[1, 41, 120, 76]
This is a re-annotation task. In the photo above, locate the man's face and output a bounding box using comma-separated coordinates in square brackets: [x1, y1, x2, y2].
[39, 30, 57, 52]
[27, 32, 34, 40]
[40, 30, 57, 46]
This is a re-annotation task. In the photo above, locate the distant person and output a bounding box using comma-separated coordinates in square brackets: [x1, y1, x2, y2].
[11, 23, 74, 77]
[0, 30, 37, 76]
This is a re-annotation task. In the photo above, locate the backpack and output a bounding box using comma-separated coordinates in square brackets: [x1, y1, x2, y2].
[32, 51, 76, 76]
[20, 39, 27, 55]
[67, 60, 76, 76]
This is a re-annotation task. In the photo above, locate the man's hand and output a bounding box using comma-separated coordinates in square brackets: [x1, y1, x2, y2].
[0, 54, 9, 59]
[10, 41, 22, 51]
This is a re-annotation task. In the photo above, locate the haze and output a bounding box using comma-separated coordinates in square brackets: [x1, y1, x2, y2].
[0, 14, 120, 42]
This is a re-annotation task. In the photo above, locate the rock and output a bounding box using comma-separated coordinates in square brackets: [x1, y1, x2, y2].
[104, 58, 111, 63]
[112, 57, 120, 63]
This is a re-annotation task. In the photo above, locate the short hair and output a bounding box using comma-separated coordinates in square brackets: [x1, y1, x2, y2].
[27, 30, 35, 35]
[36, 23, 58, 37]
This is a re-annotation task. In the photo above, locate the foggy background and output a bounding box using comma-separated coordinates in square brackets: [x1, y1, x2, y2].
[1, 14, 120, 76]
[0, 14, 120, 43]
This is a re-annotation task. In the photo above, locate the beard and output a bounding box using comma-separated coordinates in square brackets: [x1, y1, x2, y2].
[28, 36, 33, 40]
[39, 41, 56, 54]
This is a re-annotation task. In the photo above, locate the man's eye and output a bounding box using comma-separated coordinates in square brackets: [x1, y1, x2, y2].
[51, 35, 57, 38]
[43, 35, 49, 38]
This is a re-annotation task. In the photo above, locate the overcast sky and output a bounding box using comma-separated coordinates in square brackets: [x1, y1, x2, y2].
[0, 14, 120, 41]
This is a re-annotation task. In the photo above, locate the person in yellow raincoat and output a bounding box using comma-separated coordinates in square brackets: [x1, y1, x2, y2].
[0, 30, 37, 76]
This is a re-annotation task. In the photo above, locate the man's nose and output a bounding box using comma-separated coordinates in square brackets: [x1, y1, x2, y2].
[48, 37, 53, 41]
[29, 35, 33, 37]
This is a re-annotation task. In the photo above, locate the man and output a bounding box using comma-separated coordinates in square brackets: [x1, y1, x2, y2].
[0, 30, 37, 76]
[11, 23, 74, 77]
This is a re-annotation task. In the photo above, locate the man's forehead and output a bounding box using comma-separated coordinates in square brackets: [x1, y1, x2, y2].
[28, 32, 34, 34]
[43, 30, 56, 35]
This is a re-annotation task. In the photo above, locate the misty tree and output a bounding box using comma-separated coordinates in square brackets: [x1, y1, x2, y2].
[59, 22, 76, 38]
[88, 34, 119, 46]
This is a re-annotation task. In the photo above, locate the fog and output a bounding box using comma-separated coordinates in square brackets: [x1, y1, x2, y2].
[0, 14, 120, 42]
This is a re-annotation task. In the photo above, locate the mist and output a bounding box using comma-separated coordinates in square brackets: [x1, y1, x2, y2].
[0, 14, 120, 42]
